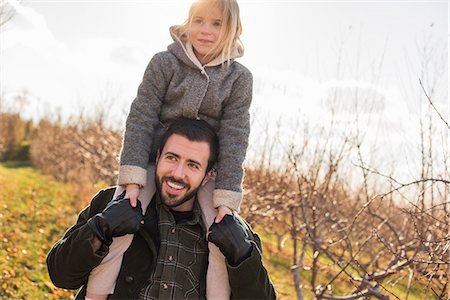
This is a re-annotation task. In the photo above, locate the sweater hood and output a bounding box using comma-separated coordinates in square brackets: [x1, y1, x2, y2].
[168, 25, 243, 69]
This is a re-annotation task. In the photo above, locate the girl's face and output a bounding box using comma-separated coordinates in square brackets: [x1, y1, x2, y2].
[188, 5, 223, 65]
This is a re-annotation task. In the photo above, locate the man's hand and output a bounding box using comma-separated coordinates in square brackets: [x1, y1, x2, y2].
[215, 205, 233, 223]
[208, 214, 253, 267]
[125, 184, 140, 207]
[87, 193, 144, 246]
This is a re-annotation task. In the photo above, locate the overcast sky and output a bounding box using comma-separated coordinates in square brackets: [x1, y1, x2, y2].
[1, 0, 448, 177]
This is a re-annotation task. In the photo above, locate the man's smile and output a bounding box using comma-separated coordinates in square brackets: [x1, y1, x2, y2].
[162, 176, 189, 195]
[167, 180, 185, 190]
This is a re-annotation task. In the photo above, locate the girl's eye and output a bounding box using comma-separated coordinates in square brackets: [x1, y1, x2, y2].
[213, 22, 222, 27]
[193, 18, 203, 24]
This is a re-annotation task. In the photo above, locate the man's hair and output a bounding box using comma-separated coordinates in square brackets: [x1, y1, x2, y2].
[158, 118, 219, 172]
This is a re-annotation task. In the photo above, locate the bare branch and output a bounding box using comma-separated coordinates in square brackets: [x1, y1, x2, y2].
[0, 0, 17, 28]
[320, 287, 389, 300]
[419, 78, 450, 130]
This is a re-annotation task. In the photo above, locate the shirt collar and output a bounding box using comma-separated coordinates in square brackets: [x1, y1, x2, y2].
[156, 194, 205, 229]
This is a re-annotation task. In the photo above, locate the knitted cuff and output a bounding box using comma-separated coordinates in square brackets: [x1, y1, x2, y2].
[213, 189, 243, 213]
[117, 165, 147, 187]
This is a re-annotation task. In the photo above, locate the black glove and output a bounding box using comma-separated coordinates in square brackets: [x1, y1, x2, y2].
[87, 192, 144, 246]
[208, 214, 253, 267]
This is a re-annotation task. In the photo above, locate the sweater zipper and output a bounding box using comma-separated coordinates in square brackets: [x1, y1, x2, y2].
[175, 38, 211, 120]
[195, 67, 210, 120]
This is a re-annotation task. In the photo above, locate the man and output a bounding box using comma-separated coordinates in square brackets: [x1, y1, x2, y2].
[47, 118, 276, 299]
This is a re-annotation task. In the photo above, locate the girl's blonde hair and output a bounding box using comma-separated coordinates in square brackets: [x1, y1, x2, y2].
[172, 0, 244, 64]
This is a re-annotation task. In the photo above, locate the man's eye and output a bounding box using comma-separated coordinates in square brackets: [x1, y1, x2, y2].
[166, 155, 176, 161]
[188, 163, 200, 170]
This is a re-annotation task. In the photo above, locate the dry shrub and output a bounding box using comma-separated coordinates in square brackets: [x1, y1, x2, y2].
[0, 113, 18, 159]
[30, 116, 122, 185]
[0, 113, 32, 161]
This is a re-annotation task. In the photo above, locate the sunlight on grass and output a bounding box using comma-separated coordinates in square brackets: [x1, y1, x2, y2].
[0, 164, 98, 299]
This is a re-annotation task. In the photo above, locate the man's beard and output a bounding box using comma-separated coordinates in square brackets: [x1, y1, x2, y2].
[155, 175, 202, 209]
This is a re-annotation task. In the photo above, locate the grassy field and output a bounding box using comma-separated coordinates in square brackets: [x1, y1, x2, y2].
[0, 163, 437, 299]
[0, 162, 101, 299]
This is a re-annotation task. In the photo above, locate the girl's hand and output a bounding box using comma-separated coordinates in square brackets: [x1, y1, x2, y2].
[125, 184, 140, 207]
[215, 205, 233, 223]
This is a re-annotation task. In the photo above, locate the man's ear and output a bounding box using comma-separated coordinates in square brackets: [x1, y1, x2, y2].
[201, 169, 215, 187]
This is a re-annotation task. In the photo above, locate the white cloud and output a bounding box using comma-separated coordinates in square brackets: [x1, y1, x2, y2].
[1, 0, 64, 57]
[252, 68, 412, 134]
[2, 1, 150, 86]
[76, 37, 150, 70]
[248, 68, 420, 171]
[1, 2, 153, 118]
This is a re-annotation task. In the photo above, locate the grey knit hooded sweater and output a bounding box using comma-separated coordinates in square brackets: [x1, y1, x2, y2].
[118, 28, 253, 211]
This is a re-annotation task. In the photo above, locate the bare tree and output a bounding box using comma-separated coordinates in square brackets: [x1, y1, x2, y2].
[242, 115, 448, 300]
[240, 27, 448, 299]
[0, 0, 17, 28]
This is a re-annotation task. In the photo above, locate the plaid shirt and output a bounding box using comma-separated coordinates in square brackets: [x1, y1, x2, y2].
[139, 196, 208, 299]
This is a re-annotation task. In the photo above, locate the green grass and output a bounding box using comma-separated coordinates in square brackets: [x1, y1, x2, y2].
[2, 160, 33, 168]
[0, 163, 99, 299]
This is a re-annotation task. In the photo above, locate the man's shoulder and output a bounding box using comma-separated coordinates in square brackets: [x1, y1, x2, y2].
[87, 187, 117, 214]
[234, 214, 253, 231]
[235, 215, 262, 247]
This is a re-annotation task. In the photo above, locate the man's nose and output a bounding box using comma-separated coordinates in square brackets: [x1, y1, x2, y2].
[171, 163, 185, 179]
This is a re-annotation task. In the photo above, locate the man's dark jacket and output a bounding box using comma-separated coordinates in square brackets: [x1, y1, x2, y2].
[46, 187, 276, 299]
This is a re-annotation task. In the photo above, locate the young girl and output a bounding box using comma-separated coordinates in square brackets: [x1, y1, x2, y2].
[86, 0, 252, 298]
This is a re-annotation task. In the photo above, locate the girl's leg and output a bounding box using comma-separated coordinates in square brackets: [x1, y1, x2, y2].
[86, 164, 156, 299]
[197, 178, 231, 300]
